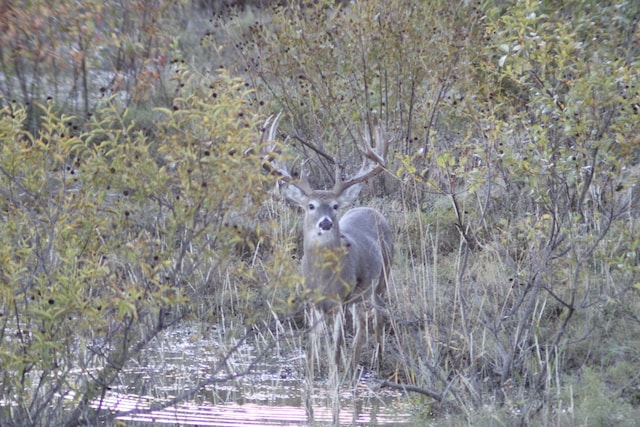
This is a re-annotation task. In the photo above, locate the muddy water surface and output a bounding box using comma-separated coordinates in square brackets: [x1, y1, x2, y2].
[95, 323, 413, 426]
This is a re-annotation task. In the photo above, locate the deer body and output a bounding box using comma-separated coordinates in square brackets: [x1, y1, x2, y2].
[262, 115, 393, 372]
[289, 189, 393, 313]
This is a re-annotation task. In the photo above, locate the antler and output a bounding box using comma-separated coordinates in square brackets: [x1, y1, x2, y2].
[260, 113, 315, 195]
[260, 113, 290, 180]
[333, 125, 389, 193]
[261, 114, 389, 195]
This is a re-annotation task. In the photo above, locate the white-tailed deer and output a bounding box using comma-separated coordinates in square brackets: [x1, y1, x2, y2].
[262, 115, 394, 373]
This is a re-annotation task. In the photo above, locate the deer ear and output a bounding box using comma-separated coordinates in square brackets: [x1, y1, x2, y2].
[283, 183, 309, 207]
[337, 184, 361, 205]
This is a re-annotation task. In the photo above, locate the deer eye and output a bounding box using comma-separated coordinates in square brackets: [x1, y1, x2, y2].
[308, 204, 315, 211]
[332, 203, 339, 210]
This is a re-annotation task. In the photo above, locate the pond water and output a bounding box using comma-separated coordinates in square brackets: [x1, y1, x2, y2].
[94, 323, 413, 426]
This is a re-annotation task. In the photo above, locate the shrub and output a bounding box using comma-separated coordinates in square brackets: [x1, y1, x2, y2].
[0, 68, 287, 426]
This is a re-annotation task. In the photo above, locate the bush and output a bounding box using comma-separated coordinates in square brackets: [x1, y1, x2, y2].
[0, 68, 288, 426]
[1, 0, 639, 425]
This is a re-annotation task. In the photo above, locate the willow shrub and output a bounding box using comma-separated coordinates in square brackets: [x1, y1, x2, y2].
[0, 69, 288, 426]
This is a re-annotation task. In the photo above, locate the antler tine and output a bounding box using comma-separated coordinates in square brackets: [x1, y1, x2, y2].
[260, 113, 314, 196]
[334, 125, 388, 192]
[267, 112, 281, 143]
[261, 113, 293, 181]
[360, 125, 388, 167]
[260, 113, 281, 146]
[295, 159, 314, 194]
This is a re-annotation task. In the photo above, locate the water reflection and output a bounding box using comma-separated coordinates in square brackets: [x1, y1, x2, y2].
[97, 394, 410, 426]
[97, 323, 411, 426]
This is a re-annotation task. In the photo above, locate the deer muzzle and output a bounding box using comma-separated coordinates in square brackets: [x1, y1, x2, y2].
[318, 217, 333, 231]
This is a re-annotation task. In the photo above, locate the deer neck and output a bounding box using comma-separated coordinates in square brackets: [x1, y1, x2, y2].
[303, 232, 346, 275]
[303, 225, 341, 250]
[302, 224, 349, 302]
[303, 245, 348, 311]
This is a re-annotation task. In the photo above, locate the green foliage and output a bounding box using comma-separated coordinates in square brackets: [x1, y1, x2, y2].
[0, 67, 283, 425]
[1, 0, 639, 425]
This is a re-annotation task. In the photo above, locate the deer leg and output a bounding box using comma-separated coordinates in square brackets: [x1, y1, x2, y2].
[309, 307, 329, 372]
[372, 305, 383, 372]
[350, 303, 366, 378]
[304, 308, 323, 421]
[332, 306, 345, 368]
[372, 274, 388, 372]
[327, 307, 345, 425]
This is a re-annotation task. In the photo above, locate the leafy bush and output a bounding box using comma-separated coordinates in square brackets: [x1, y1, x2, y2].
[1, 0, 639, 425]
[0, 67, 286, 425]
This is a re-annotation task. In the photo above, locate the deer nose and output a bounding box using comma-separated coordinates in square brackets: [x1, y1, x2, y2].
[318, 218, 333, 231]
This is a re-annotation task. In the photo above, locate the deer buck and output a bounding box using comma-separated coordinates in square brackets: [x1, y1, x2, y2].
[262, 115, 394, 374]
